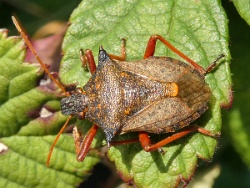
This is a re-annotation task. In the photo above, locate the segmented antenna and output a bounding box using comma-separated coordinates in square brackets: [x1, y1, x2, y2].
[12, 16, 68, 96]
[46, 115, 73, 166]
[12, 16, 72, 166]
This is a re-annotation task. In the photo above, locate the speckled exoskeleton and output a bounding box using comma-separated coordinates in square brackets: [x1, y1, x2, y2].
[60, 36, 223, 162]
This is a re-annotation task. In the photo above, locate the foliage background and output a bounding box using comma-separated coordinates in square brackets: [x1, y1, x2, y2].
[0, 0, 250, 187]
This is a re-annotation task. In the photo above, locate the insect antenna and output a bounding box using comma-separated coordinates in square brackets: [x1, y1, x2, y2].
[12, 16, 72, 166]
[46, 115, 73, 166]
[12, 16, 69, 96]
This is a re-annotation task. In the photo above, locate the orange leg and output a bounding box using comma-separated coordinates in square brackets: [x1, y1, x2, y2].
[108, 38, 126, 61]
[80, 49, 97, 74]
[73, 124, 99, 161]
[144, 35, 206, 74]
[144, 35, 224, 75]
[110, 138, 139, 146]
[139, 126, 220, 152]
[110, 126, 219, 152]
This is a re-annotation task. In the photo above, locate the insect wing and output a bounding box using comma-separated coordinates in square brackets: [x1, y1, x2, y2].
[121, 97, 205, 134]
[116, 57, 194, 83]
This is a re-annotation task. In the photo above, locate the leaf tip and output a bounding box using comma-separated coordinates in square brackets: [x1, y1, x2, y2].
[221, 87, 234, 110]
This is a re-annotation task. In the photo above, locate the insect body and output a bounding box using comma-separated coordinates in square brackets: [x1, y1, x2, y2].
[12, 16, 224, 165]
[59, 36, 223, 161]
[61, 49, 209, 145]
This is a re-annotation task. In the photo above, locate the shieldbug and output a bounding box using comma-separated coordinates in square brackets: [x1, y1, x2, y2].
[12, 16, 224, 166]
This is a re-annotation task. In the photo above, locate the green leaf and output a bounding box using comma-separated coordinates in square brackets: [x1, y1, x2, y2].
[232, 0, 250, 26]
[0, 30, 100, 187]
[0, 135, 99, 188]
[61, 0, 231, 187]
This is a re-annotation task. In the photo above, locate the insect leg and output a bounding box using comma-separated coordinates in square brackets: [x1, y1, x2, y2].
[138, 125, 219, 152]
[73, 124, 99, 161]
[204, 54, 225, 74]
[110, 138, 139, 146]
[108, 38, 126, 61]
[144, 35, 206, 74]
[80, 49, 97, 75]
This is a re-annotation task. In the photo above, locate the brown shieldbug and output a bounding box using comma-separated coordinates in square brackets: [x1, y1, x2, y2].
[12, 16, 224, 166]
